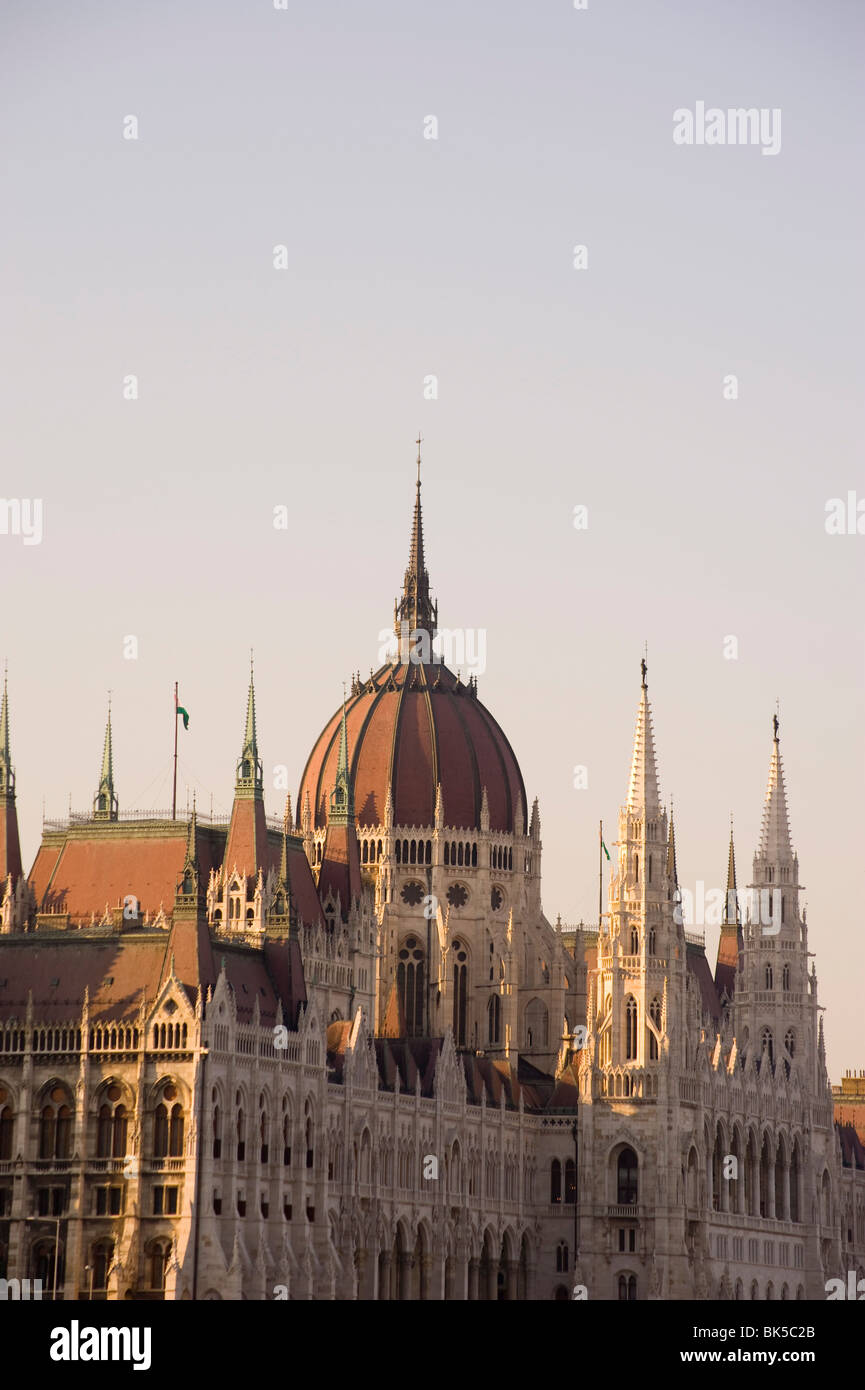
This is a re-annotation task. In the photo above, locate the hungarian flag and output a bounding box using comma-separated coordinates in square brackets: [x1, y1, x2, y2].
[601, 834, 610, 861]
[176, 704, 190, 730]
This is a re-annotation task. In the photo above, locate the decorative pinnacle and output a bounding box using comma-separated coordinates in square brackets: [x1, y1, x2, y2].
[0, 665, 13, 797]
[627, 666, 661, 815]
[394, 443, 437, 644]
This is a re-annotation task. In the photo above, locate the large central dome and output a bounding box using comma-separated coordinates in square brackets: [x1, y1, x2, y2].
[299, 661, 527, 833]
[297, 456, 527, 834]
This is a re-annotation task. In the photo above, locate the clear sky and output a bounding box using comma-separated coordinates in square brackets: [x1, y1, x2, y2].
[1, 0, 862, 1077]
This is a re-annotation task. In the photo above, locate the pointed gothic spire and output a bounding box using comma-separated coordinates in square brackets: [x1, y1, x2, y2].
[0, 668, 13, 798]
[627, 658, 661, 815]
[666, 801, 678, 886]
[758, 712, 794, 863]
[394, 440, 438, 645]
[723, 820, 738, 924]
[328, 696, 354, 825]
[235, 654, 263, 794]
[93, 698, 118, 821]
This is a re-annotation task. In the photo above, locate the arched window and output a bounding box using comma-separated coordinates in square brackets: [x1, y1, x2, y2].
[169, 1104, 184, 1157]
[488, 994, 500, 1044]
[629, 928, 639, 955]
[525, 998, 549, 1050]
[0, 1104, 13, 1161]
[782, 964, 790, 991]
[648, 928, 656, 955]
[784, 1029, 795, 1058]
[555, 1241, 568, 1272]
[39, 1087, 72, 1160]
[617, 1147, 638, 1205]
[625, 996, 637, 1060]
[212, 1104, 222, 1160]
[564, 1157, 577, 1204]
[765, 964, 773, 990]
[153, 1104, 168, 1159]
[259, 1108, 269, 1164]
[148, 1242, 170, 1292]
[304, 1100, 315, 1170]
[761, 1028, 774, 1067]
[617, 1273, 637, 1301]
[550, 1158, 562, 1204]
[91, 1239, 114, 1293]
[452, 940, 468, 1047]
[397, 937, 425, 1037]
[236, 1107, 246, 1162]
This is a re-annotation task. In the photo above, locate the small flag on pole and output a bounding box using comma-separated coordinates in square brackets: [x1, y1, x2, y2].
[601, 834, 610, 861]
[176, 705, 190, 730]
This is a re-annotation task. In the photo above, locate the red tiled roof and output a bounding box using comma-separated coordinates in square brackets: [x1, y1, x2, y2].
[28, 823, 224, 921]
[299, 663, 527, 833]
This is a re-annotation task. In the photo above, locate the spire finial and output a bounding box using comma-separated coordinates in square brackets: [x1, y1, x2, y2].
[394, 443, 437, 646]
[773, 698, 779, 742]
[641, 643, 648, 689]
[93, 697, 118, 820]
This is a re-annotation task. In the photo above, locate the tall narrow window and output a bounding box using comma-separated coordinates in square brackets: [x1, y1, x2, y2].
[397, 938, 425, 1037]
[0, 1106, 13, 1161]
[153, 1104, 168, 1159]
[765, 964, 773, 989]
[487, 994, 500, 1044]
[564, 1157, 577, 1204]
[625, 996, 638, 1060]
[550, 1158, 562, 1203]
[617, 1147, 638, 1205]
[452, 941, 468, 1047]
[169, 1104, 184, 1158]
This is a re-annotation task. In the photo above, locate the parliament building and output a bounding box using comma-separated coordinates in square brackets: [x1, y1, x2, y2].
[0, 465, 862, 1300]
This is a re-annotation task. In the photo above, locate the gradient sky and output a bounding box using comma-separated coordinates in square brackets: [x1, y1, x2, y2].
[1, 0, 863, 1077]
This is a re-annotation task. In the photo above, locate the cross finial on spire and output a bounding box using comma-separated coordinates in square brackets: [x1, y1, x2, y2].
[416, 432, 422, 484]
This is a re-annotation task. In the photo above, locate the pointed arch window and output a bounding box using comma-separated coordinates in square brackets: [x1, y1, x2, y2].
[625, 996, 638, 1060]
[629, 928, 639, 955]
[0, 1104, 13, 1161]
[397, 937, 425, 1037]
[618, 1273, 637, 1301]
[617, 1147, 638, 1205]
[765, 964, 773, 989]
[761, 1028, 774, 1067]
[555, 1241, 569, 1272]
[648, 927, 656, 955]
[782, 964, 790, 991]
[452, 940, 468, 1047]
[564, 1157, 577, 1204]
[40, 1089, 72, 1160]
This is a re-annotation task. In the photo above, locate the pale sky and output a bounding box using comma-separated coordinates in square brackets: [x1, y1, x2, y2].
[1, 0, 862, 1077]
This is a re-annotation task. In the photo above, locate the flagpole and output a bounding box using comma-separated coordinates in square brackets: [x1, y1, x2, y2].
[172, 681, 178, 821]
[598, 819, 604, 931]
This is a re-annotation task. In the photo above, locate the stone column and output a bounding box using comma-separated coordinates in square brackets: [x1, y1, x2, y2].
[504, 1259, 519, 1300]
[398, 1251, 412, 1300]
[377, 1251, 391, 1300]
[468, 1257, 479, 1300]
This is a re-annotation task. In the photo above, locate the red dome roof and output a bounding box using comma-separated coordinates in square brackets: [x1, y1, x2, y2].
[298, 662, 527, 834]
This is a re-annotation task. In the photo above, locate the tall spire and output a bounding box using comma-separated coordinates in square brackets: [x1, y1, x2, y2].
[93, 698, 118, 821]
[723, 819, 738, 924]
[328, 695, 354, 825]
[627, 657, 661, 815]
[0, 668, 23, 885]
[394, 439, 438, 645]
[716, 818, 744, 998]
[0, 667, 14, 798]
[666, 800, 678, 886]
[235, 654, 263, 795]
[758, 712, 793, 864]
